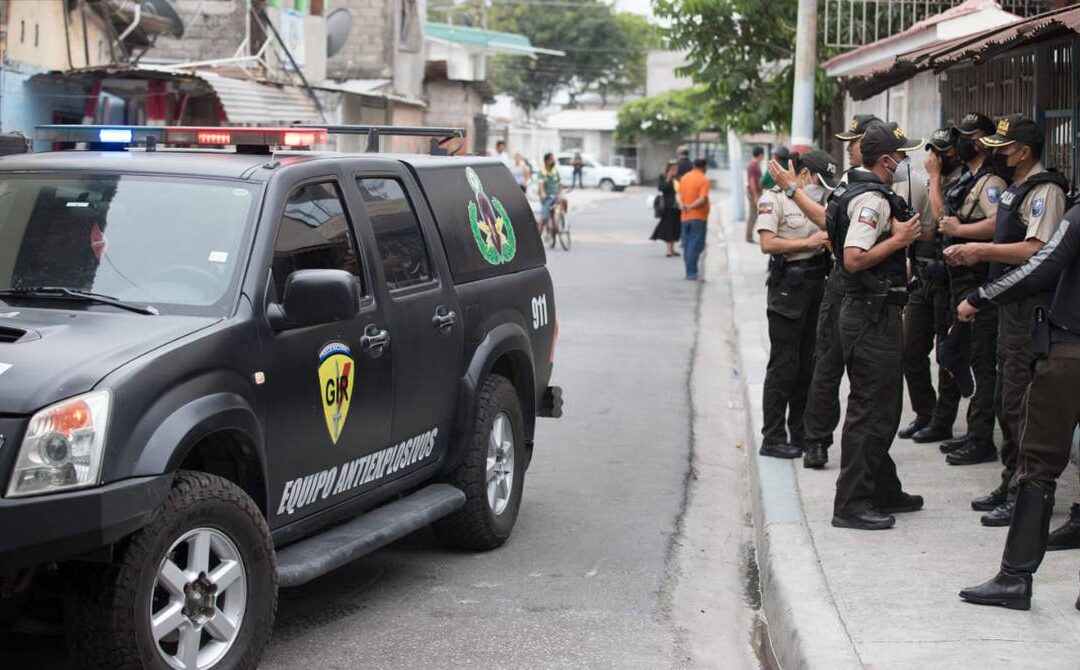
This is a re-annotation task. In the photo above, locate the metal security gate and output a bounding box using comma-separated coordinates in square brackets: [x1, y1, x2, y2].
[940, 37, 1078, 191]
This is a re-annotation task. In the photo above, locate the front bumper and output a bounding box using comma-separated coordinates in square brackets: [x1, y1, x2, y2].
[0, 474, 172, 573]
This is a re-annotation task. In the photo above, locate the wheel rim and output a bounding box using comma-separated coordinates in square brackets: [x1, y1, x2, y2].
[486, 412, 515, 516]
[150, 527, 248, 670]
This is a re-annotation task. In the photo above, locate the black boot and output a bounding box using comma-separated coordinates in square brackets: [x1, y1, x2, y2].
[940, 433, 970, 454]
[946, 440, 996, 466]
[912, 424, 953, 444]
[959, 483, 1054, 610]
[1047, 503, 1080, 551]
[972, 487, 1008, 512]
[802, 439, 828, 469]
[981, 499, 1015, 527]
[898, 417, 930, 439]
[759, 442, 801, 459]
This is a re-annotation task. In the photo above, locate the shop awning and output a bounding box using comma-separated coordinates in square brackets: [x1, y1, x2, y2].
[425, 21, 564, 57]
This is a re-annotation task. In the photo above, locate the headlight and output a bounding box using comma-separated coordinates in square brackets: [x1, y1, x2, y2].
[6, 391, 111, 498]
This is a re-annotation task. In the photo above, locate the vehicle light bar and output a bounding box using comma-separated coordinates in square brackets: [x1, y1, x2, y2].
[35, 125, 328, 149]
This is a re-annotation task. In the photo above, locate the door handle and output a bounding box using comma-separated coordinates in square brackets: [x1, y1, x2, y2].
[432, 307, 458, 332]
[361, 325, 390, 357]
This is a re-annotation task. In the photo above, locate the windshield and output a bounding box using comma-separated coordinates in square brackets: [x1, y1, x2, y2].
[0, 174, 257, 314]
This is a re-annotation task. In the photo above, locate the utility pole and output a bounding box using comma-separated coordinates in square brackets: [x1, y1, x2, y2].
[790, 0, 817, 152]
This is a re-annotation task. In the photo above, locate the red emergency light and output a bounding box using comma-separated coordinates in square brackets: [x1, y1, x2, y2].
[166, 126, 328, 148]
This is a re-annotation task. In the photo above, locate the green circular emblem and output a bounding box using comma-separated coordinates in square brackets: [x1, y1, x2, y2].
[466, 167, 516, 265]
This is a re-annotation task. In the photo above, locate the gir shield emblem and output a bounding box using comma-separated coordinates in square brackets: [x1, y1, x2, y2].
[318, 342, 355, 445]
[466, 167, 516, 265]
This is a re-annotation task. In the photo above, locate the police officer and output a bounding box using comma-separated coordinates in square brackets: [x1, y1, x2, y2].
[756, 151, 841, 458]
[768, 114, 883, 469]
[934, 113, 1005, 467]
[944, 115, 1069, 527]
[828, 122, 924, 530]
[956, 202, 1080, 611]
[897, 127, 961, 443]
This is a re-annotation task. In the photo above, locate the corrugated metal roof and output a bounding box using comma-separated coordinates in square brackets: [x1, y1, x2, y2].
[838, 4, 1080, 100]
[194, 71, 323, 125]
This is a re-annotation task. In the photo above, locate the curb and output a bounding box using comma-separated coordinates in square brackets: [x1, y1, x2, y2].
[715, 211, 863, 670]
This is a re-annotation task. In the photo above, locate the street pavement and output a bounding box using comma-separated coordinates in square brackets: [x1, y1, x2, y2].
[1, 188, 761, 669]
[724, 190, 1080, 668]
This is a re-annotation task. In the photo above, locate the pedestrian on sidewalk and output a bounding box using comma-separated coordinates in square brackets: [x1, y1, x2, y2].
[957, 202, 1080, 612]
[496, 140, 512, 168]
[651, 161, 682, 257]
[676, 148, 692, 177]
[679, 158, 710, 281]
[944, 116, 1069, 528]
[933, 112, 1005, 468]
[510, 153, 531, 193]
[756, 150, 838, 459]
[828, 122, 925, 531]
[745, 148, 764, 243]
[768, 113, 883, 469]
[896, 127, 963, 445]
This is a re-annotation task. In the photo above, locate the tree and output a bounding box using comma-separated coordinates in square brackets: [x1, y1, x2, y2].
[486, 1, 657, 114]
[615, 87, 707, 144]
[653, 0, 839, 136]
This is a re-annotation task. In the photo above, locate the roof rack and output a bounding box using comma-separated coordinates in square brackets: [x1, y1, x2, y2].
[292, 124, 467, 153]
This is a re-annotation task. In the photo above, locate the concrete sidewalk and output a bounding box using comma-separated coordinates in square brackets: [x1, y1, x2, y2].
[712, 194, 1080, 668]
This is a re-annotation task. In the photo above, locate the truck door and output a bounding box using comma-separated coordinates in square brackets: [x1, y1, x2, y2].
[346, 169, 464, 463]
[261, 179, 394, 525]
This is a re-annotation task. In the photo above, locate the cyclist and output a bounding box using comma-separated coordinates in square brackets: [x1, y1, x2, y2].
[538, 152, 564, 235]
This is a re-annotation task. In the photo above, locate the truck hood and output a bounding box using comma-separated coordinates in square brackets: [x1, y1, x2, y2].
[0, 306, 216, 415]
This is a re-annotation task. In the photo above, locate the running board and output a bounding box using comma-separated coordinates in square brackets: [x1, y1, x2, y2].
[276, 484, 466, 588]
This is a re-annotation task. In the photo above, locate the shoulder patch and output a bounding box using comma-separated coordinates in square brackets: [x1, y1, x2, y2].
[986, 186, 1000, 204]
[1031, 197, 1045, 218]
[857, 206, 880, 228]
[757, 201, 774, 215]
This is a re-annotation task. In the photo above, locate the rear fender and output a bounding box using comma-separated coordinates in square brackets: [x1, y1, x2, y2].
[442, 324, 536, 476]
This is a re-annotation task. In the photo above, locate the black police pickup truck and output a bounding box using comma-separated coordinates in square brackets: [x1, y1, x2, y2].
[0, 125, 562, 669]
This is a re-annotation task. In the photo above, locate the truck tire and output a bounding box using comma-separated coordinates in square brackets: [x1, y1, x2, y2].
[599, 178, 615, 192]
[65, 472, 277, 670]
[435, 374, 526, 551]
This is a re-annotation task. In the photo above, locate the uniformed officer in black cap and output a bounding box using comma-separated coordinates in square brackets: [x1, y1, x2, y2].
[767, 114, 883, 469]
[896, 127, 963, 444]
[934, 112, 1006, 465]
[956, 201, 1080, 611]
[944, 115, 1069, 527]
[756, 150, 841, 458]
[828, 122, 924, 530]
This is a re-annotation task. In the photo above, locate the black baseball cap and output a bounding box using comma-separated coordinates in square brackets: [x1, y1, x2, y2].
[955, 112, 995, 136]
[925, 126, 957, 152]
[860, 122, 923, 156]
[835, 114, 883, 141]
[981, 114, 1044, 148]
[773, 145, 791, 160]
[797, 149, 841, 188]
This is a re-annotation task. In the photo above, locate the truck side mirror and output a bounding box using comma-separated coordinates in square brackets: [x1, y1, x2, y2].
[268, 269, 360, 332]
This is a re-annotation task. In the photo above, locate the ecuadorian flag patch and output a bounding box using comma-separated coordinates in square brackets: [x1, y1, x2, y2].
[758, 202, 774, 215]
[857, 206, 879, 229]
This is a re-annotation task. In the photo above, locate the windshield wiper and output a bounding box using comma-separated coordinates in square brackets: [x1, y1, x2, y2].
[0, 287, 158, 315]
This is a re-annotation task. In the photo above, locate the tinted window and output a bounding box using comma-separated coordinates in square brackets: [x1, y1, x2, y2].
[271, 181, 364, 303]
[355, 178, 433, 290]
[557, 157, 572, 166]
[410, 162, 544, 283]
[0, 174, 254, 313]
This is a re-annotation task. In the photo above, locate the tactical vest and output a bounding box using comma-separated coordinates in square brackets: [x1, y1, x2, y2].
[943, 165, 995, 245]
[989, 169, 1069, 280]
[824, 170, 912, 295]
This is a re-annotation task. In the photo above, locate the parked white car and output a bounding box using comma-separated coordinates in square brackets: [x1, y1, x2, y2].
[555, 152, 638, 191]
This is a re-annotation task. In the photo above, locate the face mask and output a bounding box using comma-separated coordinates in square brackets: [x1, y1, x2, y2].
[956, 137, 980, 162]
[805, 184, 826, 204]
[990, 153, 1015, 181]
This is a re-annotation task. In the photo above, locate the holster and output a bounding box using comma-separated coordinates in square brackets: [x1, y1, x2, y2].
[767, 255, 787, 288]
[1032, 306, 1050, 360]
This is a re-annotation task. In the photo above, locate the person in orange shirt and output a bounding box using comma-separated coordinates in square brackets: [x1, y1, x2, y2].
[678, 158, 710, 280]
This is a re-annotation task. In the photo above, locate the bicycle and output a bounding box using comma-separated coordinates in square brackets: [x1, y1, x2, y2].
[543, 198, 571, 251]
